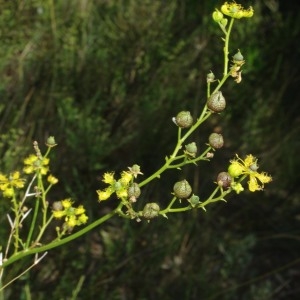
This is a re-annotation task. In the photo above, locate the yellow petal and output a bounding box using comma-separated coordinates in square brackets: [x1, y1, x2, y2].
[75, 205, 85, 215]
[53, 210, 66, 218]
[120, 171, 133, 185]
[248, 175, 262, 192]
[256, 172, 272, 184]
[244, 155, 255, 167]
[97, 189, 113, 201]
[103, 172, 115, 184]
[116, 188, 128, 198]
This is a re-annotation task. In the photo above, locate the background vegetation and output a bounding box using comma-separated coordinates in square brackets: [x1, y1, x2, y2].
[0, 0, 299, 299]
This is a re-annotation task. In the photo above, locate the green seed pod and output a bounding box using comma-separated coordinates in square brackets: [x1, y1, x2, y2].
[209, 133, 224, 149]
[207, 91, 226, 113]
[174, 111, 194, 128]
[46, 136, 57, 147]
[233, 50, 244, 66]
[143, 203, 160, 219]
[207, 71, 215, 83]
[128, 183, 141, 199]
[188, 194, 200, 207]
[173, 180, 192, 199]
[185, 142, 197, 157]
[217, 172, 232, 189]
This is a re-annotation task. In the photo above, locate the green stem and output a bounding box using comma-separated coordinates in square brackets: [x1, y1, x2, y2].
[170, 146, 213, 169]
[2, 203, 122, 268]
[25, 197, 40, 249]
[139, 110, 212, 188]
[166, 196, 177, 210]
[223, 17, 235, 76]
[11, 192, 20, 253]
[33, 215, 54, 245]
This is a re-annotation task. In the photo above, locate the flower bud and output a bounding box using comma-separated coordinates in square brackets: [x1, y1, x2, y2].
[220, 18, 228, 27]
[207, 91, 226, 113]
[212, 9, 224, 22]
[174, 111, 193, 128]
[185, 142, 197, 157]
[173, 180, 192, 199]
[217, 172, 232, 189]
[143, 203, 160, 219]
[208, 133, 224, 149]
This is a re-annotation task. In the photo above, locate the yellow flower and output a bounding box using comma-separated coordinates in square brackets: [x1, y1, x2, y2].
[53, 210, 66, 218]
[75, 205, 85, 215]
[52, 200, 88, 228]
[119, 171, 133, 185]
[23, 154, 49, 175]
[228, 154, 272, 192]
[221, 2, 254, 19]
[47, 174, 59, 185]
[61, 198, 72, 208]
[78, 213, 88, 224]
[0, 171, 25, 197]
[97, 170, 134, 202]
[10, 172, 25, 188]
[66, 215, 77, 227]
[97, 187, 113, 201]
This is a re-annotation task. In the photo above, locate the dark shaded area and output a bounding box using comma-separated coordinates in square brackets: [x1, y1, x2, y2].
[0, 0, 300, 299]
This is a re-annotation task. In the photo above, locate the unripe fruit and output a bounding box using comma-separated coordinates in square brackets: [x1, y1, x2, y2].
[174, 111, 194, 128]
[188, 194, 200, 207]
[46, 136, 57, 147]
[233, 50, 244, 65]
[217, 172, 232, 189]
[143, 203, 160, 219]
[128, 183, 141, 199]
[207, 71, 215, 83]
[209, 133, 224, 149]
[173, 180, 192, 199]
[185, 142, 197, 157]
[207, 91, 226, 113]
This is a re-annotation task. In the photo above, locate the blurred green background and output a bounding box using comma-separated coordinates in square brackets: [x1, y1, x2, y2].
[0, 0, 300, 299]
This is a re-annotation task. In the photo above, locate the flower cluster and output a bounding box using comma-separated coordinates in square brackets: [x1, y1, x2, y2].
[228, 154, 272, 192]
[23, 154, 49, 175]
[52, 199, 88, 228]
[97, 171, 134, 201]
[0, 171, 25, 198]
